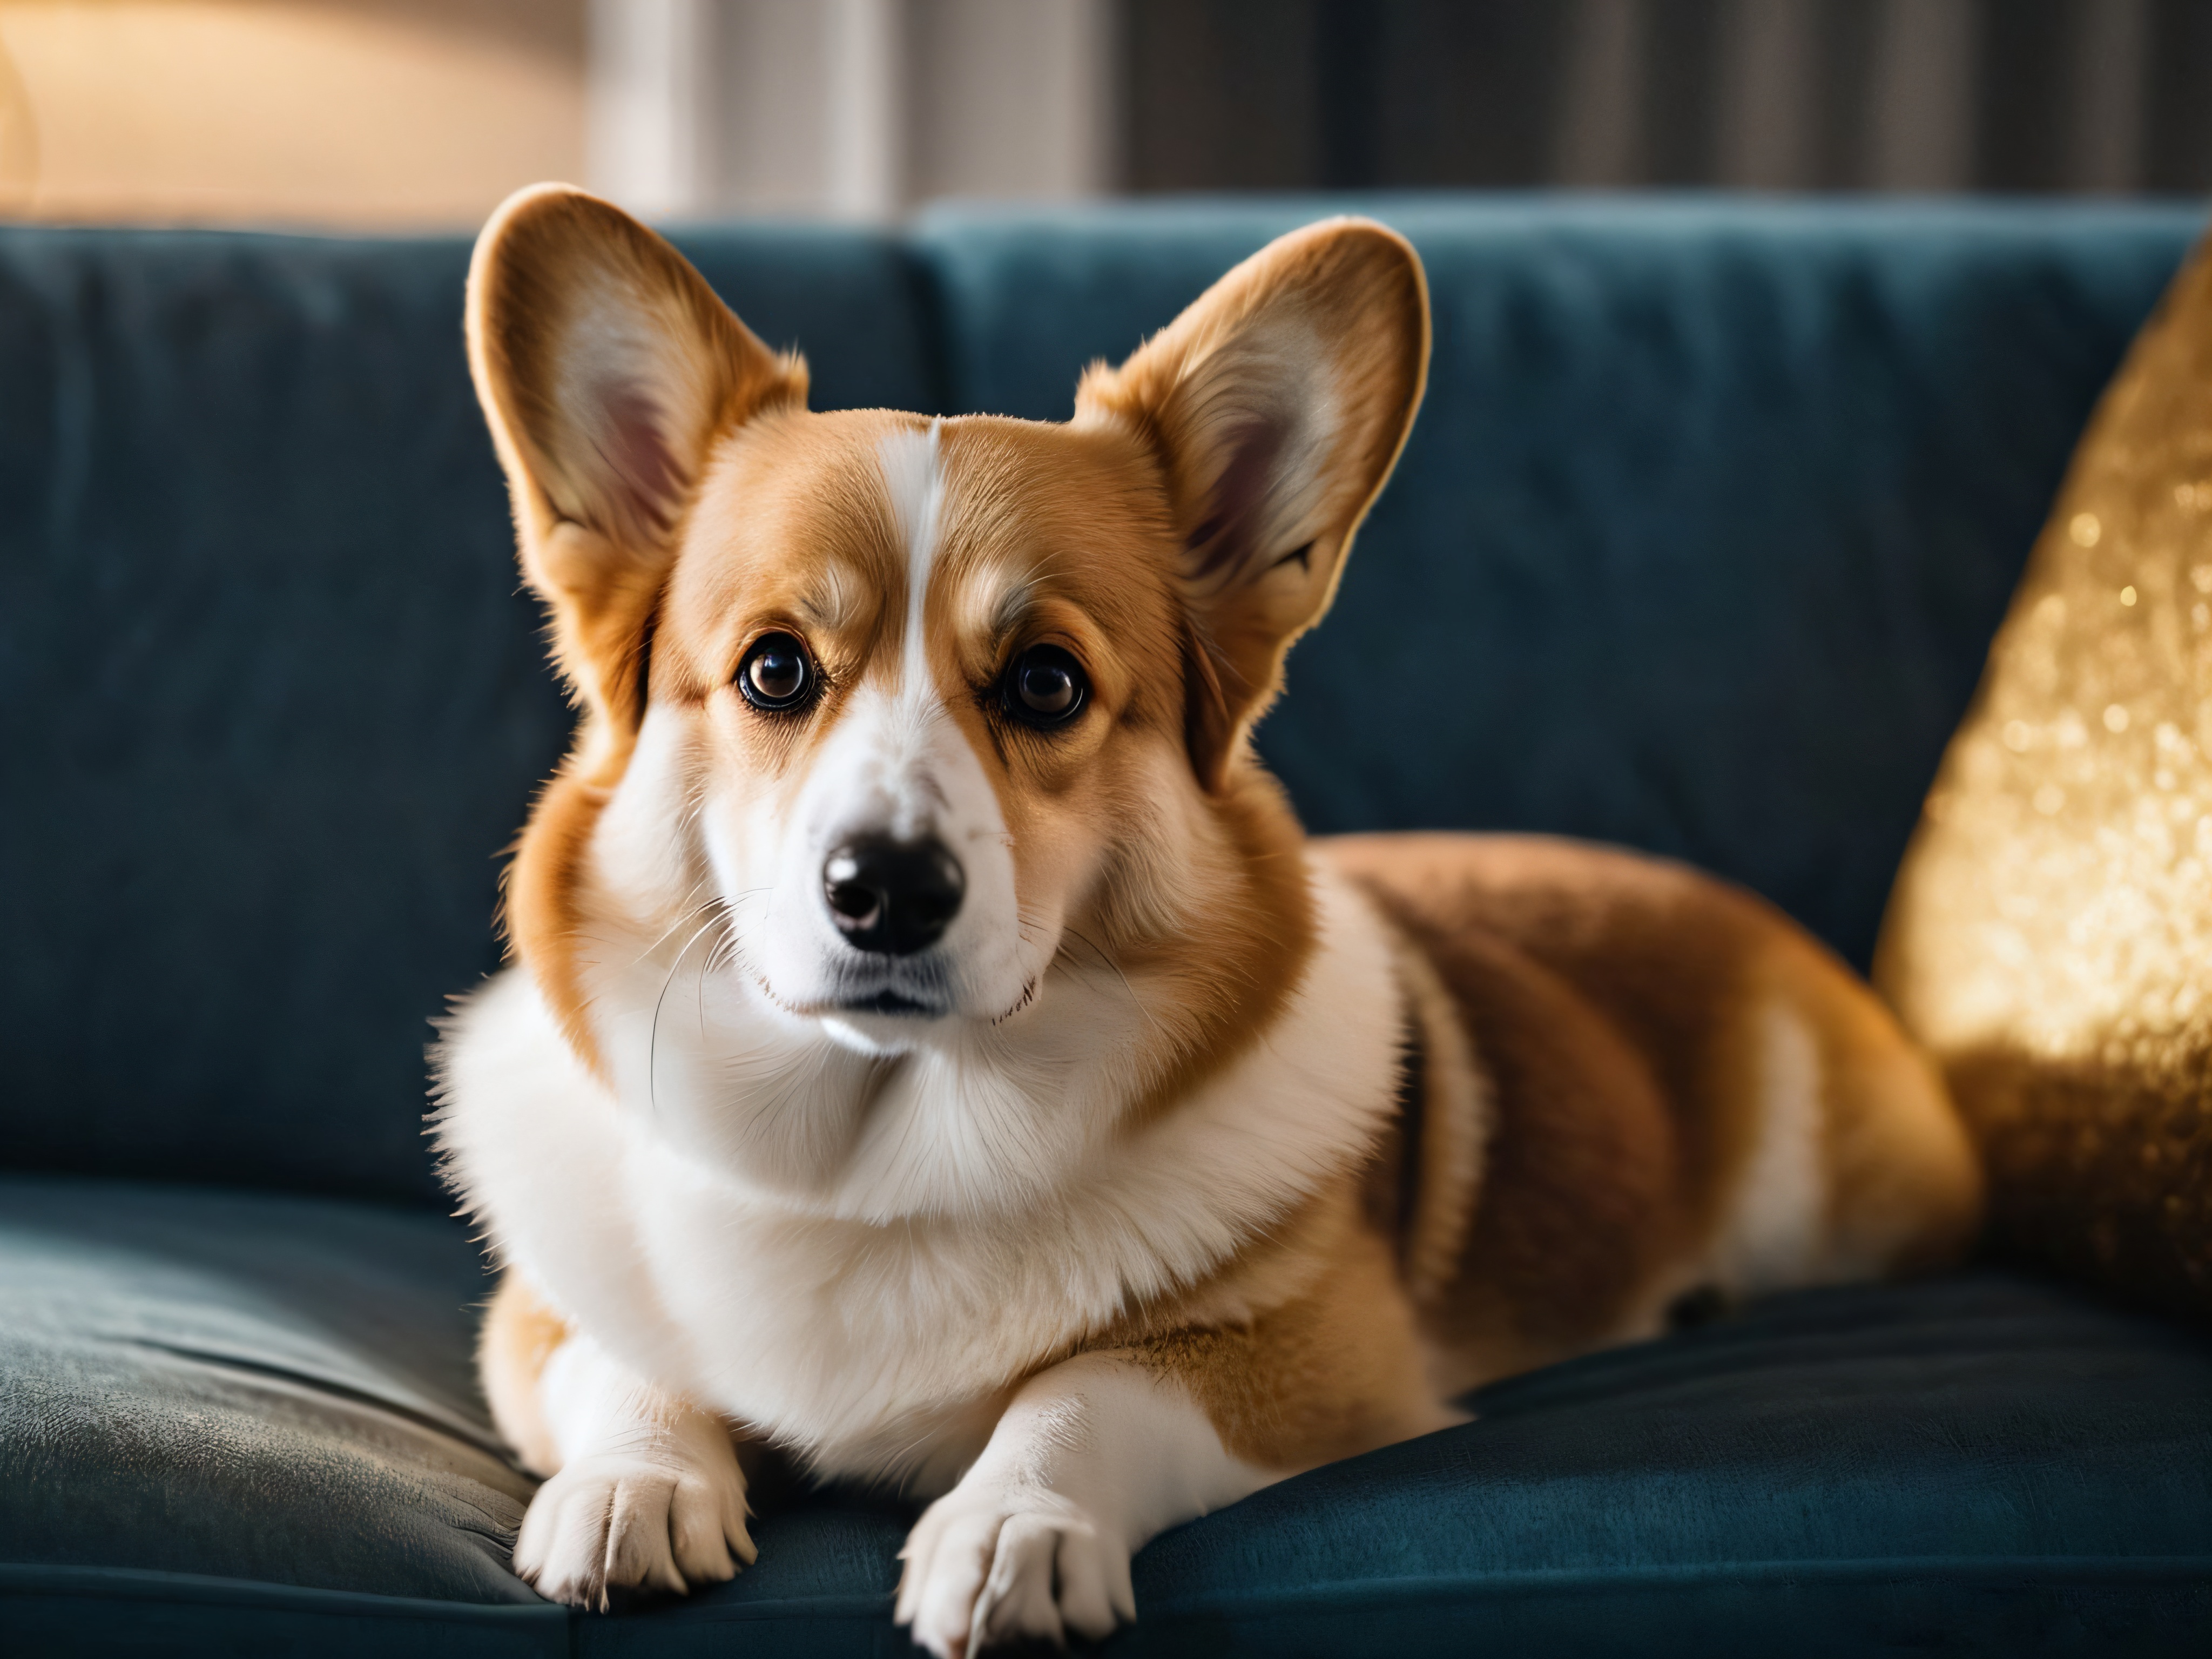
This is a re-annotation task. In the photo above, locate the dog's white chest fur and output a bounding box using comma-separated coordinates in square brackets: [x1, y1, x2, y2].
[437, 861, 1402, 1488]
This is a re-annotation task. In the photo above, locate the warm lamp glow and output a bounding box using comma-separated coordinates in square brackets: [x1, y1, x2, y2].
[0, 1, 582, 228]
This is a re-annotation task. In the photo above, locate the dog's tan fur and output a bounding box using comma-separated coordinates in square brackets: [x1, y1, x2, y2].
[436, 185, 1981, 1654]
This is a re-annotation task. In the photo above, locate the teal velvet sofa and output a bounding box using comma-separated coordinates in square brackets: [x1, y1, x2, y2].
[4, 197, 2209, 1657]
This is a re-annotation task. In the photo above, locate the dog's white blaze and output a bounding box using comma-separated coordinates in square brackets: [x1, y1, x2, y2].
[879, 419, 945, 704]
[707, 416, 1037, 1034]
[1709, 999, 1829, 1293]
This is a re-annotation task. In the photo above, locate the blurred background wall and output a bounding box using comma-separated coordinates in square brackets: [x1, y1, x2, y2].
[0, 2, 585, 224]
[1, 0, 2208, 228]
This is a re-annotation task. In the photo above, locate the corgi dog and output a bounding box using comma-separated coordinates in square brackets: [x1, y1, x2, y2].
[435, 184, 1982, 1657]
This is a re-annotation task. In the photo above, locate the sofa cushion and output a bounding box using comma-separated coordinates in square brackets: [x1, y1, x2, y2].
[914, 198, 2204, 973]
[0, 224, 937, 1208]
[5, 1176, 2206, 1656]
[0, 1173, 533, 1604]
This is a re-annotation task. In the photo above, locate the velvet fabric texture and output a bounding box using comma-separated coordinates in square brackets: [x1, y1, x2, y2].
[4, 200, 2211, 1653]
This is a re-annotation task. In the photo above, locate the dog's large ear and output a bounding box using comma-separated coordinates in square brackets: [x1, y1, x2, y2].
[467, 184, 806, 736]
[1075, 218, 1428, 790]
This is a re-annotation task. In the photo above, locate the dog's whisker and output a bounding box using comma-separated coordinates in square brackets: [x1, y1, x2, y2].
[630, 876, 720, 966]
[648, 912, 727, 1120]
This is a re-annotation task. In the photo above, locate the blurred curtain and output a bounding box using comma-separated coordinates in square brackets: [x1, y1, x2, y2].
[1120, 0, 2212, 195]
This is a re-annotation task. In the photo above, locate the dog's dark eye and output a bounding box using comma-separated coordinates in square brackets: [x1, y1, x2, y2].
[1003, 645, 1088, 728]
[738, 633, 815, 711]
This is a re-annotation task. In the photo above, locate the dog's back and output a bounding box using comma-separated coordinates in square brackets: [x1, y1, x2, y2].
[1333, 832, 1982, 1393]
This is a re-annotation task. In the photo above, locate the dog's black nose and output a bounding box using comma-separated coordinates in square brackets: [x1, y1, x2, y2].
[822, 835, 965, 955]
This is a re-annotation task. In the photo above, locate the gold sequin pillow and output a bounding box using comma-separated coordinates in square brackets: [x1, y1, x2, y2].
[1877, 237, 2212, 1321]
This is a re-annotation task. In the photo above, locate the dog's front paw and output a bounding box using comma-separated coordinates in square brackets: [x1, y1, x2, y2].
[512, 1442, 754, 1610]
[896, 1483, 1135, 1657]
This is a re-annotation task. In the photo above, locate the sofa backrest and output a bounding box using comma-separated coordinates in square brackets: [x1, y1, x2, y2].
[1, 200, 2199, 1205]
